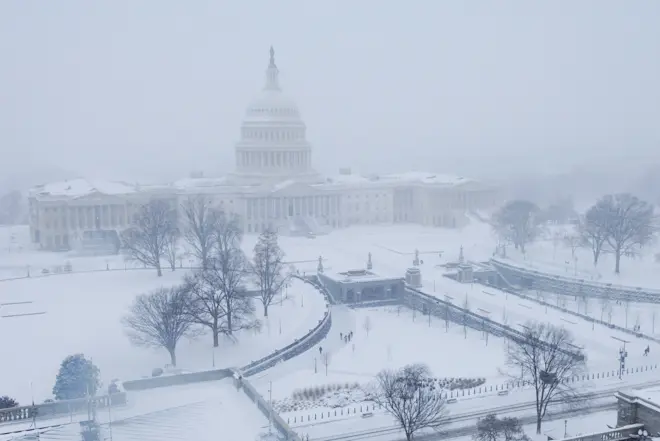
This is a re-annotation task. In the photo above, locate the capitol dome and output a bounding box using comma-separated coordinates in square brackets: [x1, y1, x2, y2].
[232, 47, 319, 185]
[242, 48, 304, 124]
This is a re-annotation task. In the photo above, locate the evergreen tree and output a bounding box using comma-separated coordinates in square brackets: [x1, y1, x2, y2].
[0, 396, 19, 409]
[52, 354, 100, 400]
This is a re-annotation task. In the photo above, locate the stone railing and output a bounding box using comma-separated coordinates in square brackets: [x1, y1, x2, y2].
[122, 368, 232, 391]
[231, 369, 301, 441]
[241, 276, 332, 377]
[0, 393, 126, 423]
[491, 258, 660, 303]
[557, 423, 644, 441]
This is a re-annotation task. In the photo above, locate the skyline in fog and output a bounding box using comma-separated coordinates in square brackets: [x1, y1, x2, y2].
[2, 1, 659, 186]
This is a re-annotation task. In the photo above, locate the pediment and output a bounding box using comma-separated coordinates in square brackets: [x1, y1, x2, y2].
[270, 180, 320, 197]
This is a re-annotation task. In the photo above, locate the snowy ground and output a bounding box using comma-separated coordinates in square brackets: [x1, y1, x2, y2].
[2, 222, 657, 440]
[1, 379, 269, 441]
[528, 289, 660, 337]
[0, 270, 326, 404]
[252, 305, 506, 414]
[503, 225, 660, 291]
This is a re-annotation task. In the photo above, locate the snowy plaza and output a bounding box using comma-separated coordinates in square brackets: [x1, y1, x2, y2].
[3, 219, 660, 440]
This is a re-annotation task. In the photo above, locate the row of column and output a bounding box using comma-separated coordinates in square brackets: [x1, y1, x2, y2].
[43, 204, 133, 231]
[238, 150, 311, 171]
[246, 195, 341, 220]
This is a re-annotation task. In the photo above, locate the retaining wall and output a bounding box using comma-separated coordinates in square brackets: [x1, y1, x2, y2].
[491, 258, 660, 303]
[405, 286, 584, 361]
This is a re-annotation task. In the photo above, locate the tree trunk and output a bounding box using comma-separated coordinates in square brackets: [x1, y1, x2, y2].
[536, 415, 542, 434]
[263, 303, 269, 317]
[213, 329, 219, 347]
[168, 348, 177, 367]
[615, 249, 621, 274]
[227, 310, 233, 335]
[156, 262, 162, 277]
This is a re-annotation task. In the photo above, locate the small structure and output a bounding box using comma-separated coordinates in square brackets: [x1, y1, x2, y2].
[457, 264, 474, 283]
[405, 267, 422, 288]
[616, 388, 660, 434]
[318, 268, 404, 304]
[458, 245, 464, 264]
[367, 252, 373, 270]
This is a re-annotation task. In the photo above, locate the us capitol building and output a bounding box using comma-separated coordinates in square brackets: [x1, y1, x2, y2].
[28, 48, 498, 251]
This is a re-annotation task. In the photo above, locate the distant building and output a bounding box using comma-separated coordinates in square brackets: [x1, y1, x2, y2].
[28, 47, 499, 251]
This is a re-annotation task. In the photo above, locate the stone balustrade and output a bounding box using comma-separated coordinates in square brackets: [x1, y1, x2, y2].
[558, 423, 644, 441]
[0, 393, 126, 423]
[491, 258, 660, 303]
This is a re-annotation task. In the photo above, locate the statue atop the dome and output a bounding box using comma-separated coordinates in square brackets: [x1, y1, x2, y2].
[269, 46, 276, 67]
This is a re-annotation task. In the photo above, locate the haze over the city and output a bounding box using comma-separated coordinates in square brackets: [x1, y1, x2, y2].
[2, 1, 659, 187]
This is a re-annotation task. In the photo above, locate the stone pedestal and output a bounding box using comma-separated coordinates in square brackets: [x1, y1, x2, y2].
[458, 264, 474, 283]
[405, 267, 422, 288]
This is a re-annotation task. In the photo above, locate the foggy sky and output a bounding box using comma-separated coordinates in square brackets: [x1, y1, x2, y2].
[1, 1, 659, 185]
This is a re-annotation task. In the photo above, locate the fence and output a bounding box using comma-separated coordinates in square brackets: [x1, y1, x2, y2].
[281, 363, 659, 425]
[0, 393, 127, 423]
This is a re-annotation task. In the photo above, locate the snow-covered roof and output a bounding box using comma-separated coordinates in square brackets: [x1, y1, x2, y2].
[320, 171, 476, 188]
[29, 178, 137, 200]
[324, 268, 403, 283]
[173, 177, 232, 190]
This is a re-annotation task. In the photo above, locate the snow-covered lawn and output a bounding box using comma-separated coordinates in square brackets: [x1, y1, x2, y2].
[504, 225, 660, 291]
[531, 289, 660, 337]
[2, 379, 270, 441]
[0, 271, 326, 404]
[251, 305, 506, 415]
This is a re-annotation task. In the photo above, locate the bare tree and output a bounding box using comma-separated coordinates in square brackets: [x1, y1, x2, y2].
[506, 321, 586, 434]
[371, 364, 447, 441]
[251, 228, 289, 317]
[164, 227, 181, 272]
[321, 351, 331, 376]
[563, 233, 581, 258]
[363, 316, 372, 336]
[587, 194, 655, 273]
[578, 210, 608, 266]
[181, 195, 219, 269]
[121, 199, 177, 276]
[493, 200, 542, 253]
[122, 286, 197, 366]
[184, 213, 258, 346]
